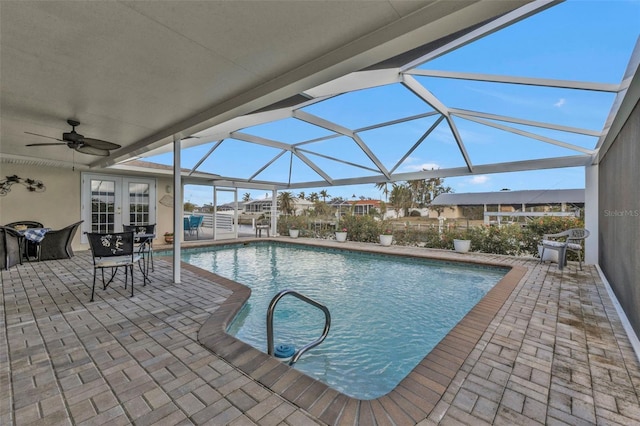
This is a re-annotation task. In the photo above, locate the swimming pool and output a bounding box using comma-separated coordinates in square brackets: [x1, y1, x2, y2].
[181, 242, 507, 399]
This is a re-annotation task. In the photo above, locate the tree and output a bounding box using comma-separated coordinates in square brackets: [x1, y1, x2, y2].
[389, 183, 412, 217]
[375, 182, 390, 201]
[278, 191, 295, 215]
[313, 200, 332, 217]
[424, 177, 453, 217]
[242, 193, 251, 202]
[297, 191, 306, 200]
[183, 201, 196, 212]
[462, 205, 484, 220]
[319, 189, 330, 202]
[308, 192, 319, 202]
[407, 179, 427, 207]
[379, 201, 388, 217]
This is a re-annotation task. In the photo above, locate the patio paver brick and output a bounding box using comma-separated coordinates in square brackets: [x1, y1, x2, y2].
[2, 241, 640, 425]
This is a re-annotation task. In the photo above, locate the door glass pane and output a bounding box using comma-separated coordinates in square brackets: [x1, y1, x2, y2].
[128, 182, 150, 226]
[91, 180, 116, 233]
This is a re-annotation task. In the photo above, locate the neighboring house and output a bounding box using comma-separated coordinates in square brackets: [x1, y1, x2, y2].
[430, 189, 585, 223]
[243, 197, 313, 216]
[351, 199, 382, 216]
[331, 199, 400, 219]
[331, 199, 381, 216]
[330, 200, 353, 218]
[217, 201, 246, 212]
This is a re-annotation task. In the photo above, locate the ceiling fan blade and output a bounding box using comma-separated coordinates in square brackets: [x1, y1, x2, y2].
[75, 145, 110, 156]
[83, 138, 121, 150]
[26, 142, 68, 147]
[25, 131, 64, 142]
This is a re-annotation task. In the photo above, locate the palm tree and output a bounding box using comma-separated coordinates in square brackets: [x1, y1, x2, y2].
[309, 192, 319, 202]
[319, 189, 330, 202]
[242, 192, 251, 202]
[389, 183, 412, 217]
[375, 182, 390, 201]
[278, 191, 295, 215]
[407, 179, 427, 208]
[298, 191, 306, 200]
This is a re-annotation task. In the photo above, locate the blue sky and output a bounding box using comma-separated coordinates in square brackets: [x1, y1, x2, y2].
[149, 1, 640, 206]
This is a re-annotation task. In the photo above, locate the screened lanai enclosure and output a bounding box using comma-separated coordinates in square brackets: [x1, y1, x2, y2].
[107, 1, 639, 252]
[2, 0, 638, 278]
[116, 1, 636, 195]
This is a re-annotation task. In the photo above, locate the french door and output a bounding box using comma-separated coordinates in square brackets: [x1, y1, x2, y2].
[81, 173, 156, 242]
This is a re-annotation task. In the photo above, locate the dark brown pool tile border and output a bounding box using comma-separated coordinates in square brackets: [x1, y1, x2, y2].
[186, 245, 527, 424]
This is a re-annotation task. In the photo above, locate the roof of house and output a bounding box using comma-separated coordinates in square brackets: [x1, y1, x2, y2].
[430, 189, 585, 206]
[244, 197, 312, 206]
[330, 199, 382, 207]
[351, 199, 382, 206]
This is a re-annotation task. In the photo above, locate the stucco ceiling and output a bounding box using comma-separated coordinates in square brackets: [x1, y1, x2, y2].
[1, 0, 531, 172]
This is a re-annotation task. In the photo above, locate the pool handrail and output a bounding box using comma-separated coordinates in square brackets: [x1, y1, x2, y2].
[266, 289, 331, 366]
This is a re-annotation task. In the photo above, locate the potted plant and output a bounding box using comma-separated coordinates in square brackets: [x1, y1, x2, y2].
[453, 238, 471, 253]
[453, 218, 471, 253]
[289, 225, 299, 238]
[335, 227, 347, 242]
[164, 232, 174, 244]
[379, 227, 393, 246]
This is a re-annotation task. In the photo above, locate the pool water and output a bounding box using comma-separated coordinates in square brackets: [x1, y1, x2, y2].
[181, 242, 507, 399]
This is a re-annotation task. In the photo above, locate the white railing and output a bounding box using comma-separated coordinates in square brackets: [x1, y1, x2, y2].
[184, 212, 214, 228]
[215, 213, 233, 231]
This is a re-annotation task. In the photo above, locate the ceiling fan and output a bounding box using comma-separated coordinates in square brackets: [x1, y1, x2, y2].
[25, 119, 121, 156]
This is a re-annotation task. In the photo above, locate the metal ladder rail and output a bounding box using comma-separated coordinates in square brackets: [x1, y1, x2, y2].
[267, 289, 331, 366]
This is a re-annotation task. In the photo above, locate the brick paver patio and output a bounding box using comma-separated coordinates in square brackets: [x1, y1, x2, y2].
[1, 239, 639, 425]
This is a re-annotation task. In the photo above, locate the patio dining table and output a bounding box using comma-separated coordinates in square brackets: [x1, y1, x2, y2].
[135, 232, 155, 284]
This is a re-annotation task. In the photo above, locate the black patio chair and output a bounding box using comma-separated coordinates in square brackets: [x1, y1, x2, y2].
[0, 226, 22, 270]
[123, 223, 156, 275]
[5, 220, 43, 259]
[39, 221, 83, 261]
[85, 231, 143, 302]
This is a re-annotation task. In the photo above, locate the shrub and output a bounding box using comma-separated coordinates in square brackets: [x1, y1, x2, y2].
[465, 225, 522, 256]
[392, 225, 451, 249]
[520, 216, 584, 258]
[277, 214, 585, 259]
[338, 215, 380, 243]
[277, 216, 309, 236]
[409, 210, 422, 217]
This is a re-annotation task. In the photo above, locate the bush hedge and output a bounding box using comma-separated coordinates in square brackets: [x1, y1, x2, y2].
[276, 215, 584, 258]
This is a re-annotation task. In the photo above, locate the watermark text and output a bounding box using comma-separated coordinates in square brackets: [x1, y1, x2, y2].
[603, 209, 640, 217]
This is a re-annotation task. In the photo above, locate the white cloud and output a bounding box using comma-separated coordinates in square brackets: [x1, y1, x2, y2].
[554, 98, 566, 108]
[401, 161, 441, 172]
[469, 175, 489, 184]
[467, 86, 535, 106]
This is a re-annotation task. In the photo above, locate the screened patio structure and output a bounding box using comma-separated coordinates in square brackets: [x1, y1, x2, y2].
[3, 1, 640, 424]
[1, 0, 638, 287]
[102, 0, 640, 273]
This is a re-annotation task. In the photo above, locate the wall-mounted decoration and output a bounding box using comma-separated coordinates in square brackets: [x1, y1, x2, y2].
[0, 175, 46, 196]
[159, 194, 174, 207]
